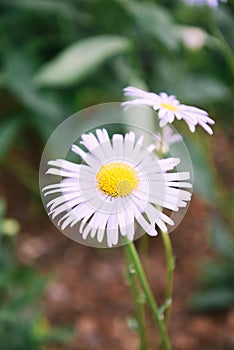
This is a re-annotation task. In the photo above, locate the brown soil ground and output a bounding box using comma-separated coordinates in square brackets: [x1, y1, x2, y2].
[1, 129, 234, 350]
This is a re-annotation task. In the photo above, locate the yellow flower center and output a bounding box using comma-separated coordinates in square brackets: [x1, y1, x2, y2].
[96, 162, 139, 197]
[161, 102, 178, 111]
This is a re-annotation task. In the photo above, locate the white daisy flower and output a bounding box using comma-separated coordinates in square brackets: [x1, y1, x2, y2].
[184, 0, 227, 8]
[42, 129, 192, 247]
[122, 86, 215, 135]
[155, 125, 183, 155]
[179, 26, 207, 50]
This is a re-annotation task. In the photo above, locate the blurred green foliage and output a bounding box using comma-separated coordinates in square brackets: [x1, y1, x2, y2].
[0, 198, 73, 350]
[190, 215, 234, 312]
[0, 0, 233, 315]
[0, 0, 234, 156]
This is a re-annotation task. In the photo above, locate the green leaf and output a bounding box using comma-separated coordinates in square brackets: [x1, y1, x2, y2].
[120, 1, 179, 51]
[200, 261, 234, 288]
[5, 79, 64, 121]
[182, 75, 230, 104]
[0, 118, 22, 162]
[184, 135, 217, 202]
[0, 198, 7, 218]
[5, 278, 46, 313]
[189, 288, 234, 312]
[3, 53, 64, 120]
[33, 35, 132, 87]
[37, 327, 73, 344]
[1, 0, 91, 24]
[210, 216, 234, 260]
[215, 7, 234, 51]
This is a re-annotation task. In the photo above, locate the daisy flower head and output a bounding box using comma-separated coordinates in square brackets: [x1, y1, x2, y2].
[184, 0, 227, 7]
[154, 125, 183, 155]
[42, 128, 192, 248]
[179, 26, 207, 50]
[122, 86, 215, 135]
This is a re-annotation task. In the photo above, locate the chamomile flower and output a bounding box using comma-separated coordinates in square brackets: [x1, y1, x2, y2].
[122, 86, 215, 135]
[42, 129, 192, 247]
[184, 0, 227, 7]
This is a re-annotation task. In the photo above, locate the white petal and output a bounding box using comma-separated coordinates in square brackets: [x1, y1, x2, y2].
[80, 133, 105, 162]
[58, 203, 93, 227]
[165, 181, 192, 188]
[129, 201, 157, 236]
[198, 121, 213, 135]
[46, 168, 79, 178]
[72, 145, 100, 169]
[122, 203, 135, 241]
[167, 111, 176, 123]
[145, 203, 170, 225]
[47, 192, 80, 210]
[117, 210, 127, 237]
[107, 214, 119, 246]
[82, 223, 92, 240]
[50, 197, 83, 219]
[164, 172, 191, 181]
[179, 104, 208, 116]
[158, 158, 181, 171]
[123, 86, 159, 100]
[121, 99, 155, 110]
[70, 204, 95, 228]
[123, 131, 136, 160]
[48, 159, 81, 173]
[61, 213, 78, 230]
[96, 129, 113, 159]
[159, 118, 169, 128]
[112, 134, 124, 158]
[97, 214, 109, 243]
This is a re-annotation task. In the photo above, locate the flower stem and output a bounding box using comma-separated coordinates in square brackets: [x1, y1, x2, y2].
[161, 231, 175, 325]
[124, 245, 148, 350]
[125, 241, 172, 350]
[209, 12, 234, 77]
[139, 234, 149, 272]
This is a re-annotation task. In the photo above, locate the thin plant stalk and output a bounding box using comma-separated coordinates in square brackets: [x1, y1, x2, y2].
[139, 234, 149, 272]
[124, 245, 148, 350]
[209, 12, 234, 77]
[160, 230, 175, 325]
[125, 240, 172, 350]
[157, 130, 175, 325]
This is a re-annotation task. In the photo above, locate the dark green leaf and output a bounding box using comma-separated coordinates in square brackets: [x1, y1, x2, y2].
[189, 288, 234, 312]
[120, 1, 179, 51]
[3, 53, 64, 120]
[1, 0, 90, 23]
[33, 36, 132, 87]
[210, 216, 234, 260]
[182, 75, 230, 104]
[184, 135, 217, 202]
[0, 118, 22, 162]
[0, 198, 7, 218]
[37, 327, 73, 344]
[200, 261, 234, 288]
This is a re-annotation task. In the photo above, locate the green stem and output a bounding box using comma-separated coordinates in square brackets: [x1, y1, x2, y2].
[139, 234, 149, 272]
[161, 231, 175, 325]
[124, 245, 148, 350]
[125, 241, 172, 350]
[209, 12, 234, 77]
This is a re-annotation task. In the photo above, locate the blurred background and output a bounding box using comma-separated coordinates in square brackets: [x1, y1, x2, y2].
[0, 0, 234, 349]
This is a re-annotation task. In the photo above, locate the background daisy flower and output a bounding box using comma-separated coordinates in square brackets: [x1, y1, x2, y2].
[122, 86, 215, 134]
[184, 0, 227, 8]
[154, 125, 183, 155]
[43, 129, 192, 247]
